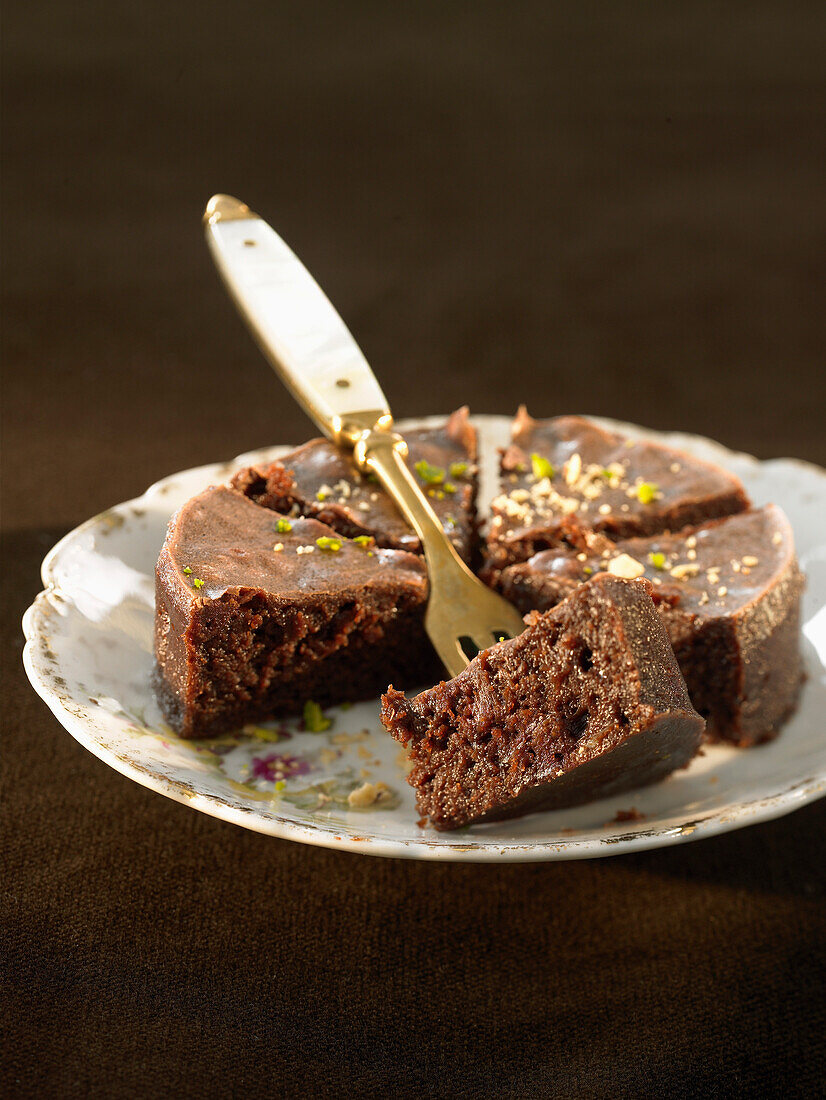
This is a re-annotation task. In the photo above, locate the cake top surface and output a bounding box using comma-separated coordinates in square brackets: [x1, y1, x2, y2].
[412, 573, 697, 717]
[518, 504, 797, 619]
[159, 485, 427, 604]
[268, 407, 477, 552]
[492, 410, 748, 539]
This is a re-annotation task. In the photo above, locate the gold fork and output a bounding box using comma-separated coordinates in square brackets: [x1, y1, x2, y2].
[203, 194, 525, 676]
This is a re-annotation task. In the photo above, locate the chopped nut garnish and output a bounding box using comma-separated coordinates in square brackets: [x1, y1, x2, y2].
[273, 542, 284, 552]
[686, 536, 697, 548]
[295, 545, 315, 555]
[303, 700, 331, 732]
[636, 481, 660, 505]
[687, 548, 697, 560]
[670, 463, 681, 473]
[531, 453, 555, 481]
[670, 563, 700, 580]
[607, 553, 645, 579]
[347, 781, 393, 808]
[649, 551, 667, 571]
[563, 452, 582, 486]
[742, 555, 759, 567]
[598, 503, 612, 515]
[718, 586, 728, 597]
[772, 532, 782, 545]
[698, 591, 710, 606]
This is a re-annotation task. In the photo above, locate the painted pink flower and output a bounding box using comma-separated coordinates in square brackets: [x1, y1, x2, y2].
[251, 753, 311, 784]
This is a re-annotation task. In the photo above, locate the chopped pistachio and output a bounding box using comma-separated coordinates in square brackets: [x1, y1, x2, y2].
[316, 536, 342, 552]
[192, 577, 204, 589]
[636, 482, 659, 505]
[274, 779, 286, 792]
[449, 461, 468, 479]
[352, 535, 373, 548]
[276, 518, 293, 533]
[414, 459, 445, 485]
[443, 482, 457, 494]
[649, 551, 667, 571]
[531, 453, 555, 481]
[303, 700, 331, 732]
[182, 566, 193, 575]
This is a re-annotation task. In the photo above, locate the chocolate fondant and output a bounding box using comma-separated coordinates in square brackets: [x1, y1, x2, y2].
[486, 410, 750, 571]
[154, 485, 437, 737]
[381, 575, 705, 829]
[489, 505, 804, 745]
[232, 407, 478, 562]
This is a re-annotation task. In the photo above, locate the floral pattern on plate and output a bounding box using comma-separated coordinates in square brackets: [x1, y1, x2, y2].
[22, 416, 826, 861]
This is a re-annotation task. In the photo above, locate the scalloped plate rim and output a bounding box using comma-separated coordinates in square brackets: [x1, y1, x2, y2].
[21, 414, 826, 862]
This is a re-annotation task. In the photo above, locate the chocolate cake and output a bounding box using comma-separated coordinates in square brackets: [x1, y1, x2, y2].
[381, 574, 705, 830]
[486, 410, 750, 571]
[154, 485, 437, 737]
[231, 407, 479, 562]
[489, 505, 804, 745]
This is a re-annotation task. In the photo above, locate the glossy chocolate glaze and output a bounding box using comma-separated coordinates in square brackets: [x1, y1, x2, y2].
[490, 505, 804, 745]
[486, 410, 749, 569]
[232, 407, 478, 561]
[154, 486, 435, 737]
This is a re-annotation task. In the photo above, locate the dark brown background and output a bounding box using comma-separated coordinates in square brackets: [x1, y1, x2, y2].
[3, 3, 825, 1097]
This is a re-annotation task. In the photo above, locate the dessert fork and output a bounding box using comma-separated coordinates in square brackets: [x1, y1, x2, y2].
[203, 194, 525, 677]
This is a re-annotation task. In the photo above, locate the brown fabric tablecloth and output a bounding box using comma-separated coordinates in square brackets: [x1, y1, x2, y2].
[3, 4, 825, 1096]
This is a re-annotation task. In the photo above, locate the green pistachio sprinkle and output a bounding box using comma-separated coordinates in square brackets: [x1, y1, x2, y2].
[192, 578, 204, 589]
[414, 460, 445, 485]
[316, 536, 342, 552]
[182, 566, 193, 575]
[449, 461, 468, 479]
[352, 535, 373, 548]
[601, 468, 614, 479]
[531, 453, 555, 481]
[274, 780, 286, 792]
[637, 482, 659, 505]
[303, 700, 331, 732]
[443, 482, 457, 494]
[276, 518, 293, 533]
[583, 566, 593, 575]
[445, 514, 456, 528]
[316, 490, 328, 502]
[649, 551, 667, 570]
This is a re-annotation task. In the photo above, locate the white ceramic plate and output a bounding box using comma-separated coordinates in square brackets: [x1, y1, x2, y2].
[22, 416, 826, 861]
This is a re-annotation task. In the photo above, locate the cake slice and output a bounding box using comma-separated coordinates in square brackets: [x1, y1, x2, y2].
[486, 410, 749, 571]
[381, 574, 705, 830]
[232, 406, 479, 563]
[154, 485, 436, 737]
[490, 506, 804, 746]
